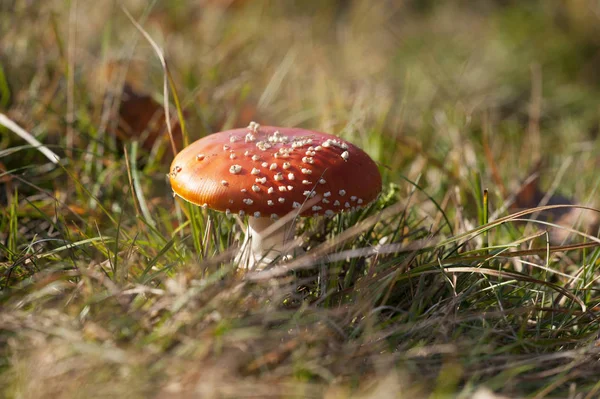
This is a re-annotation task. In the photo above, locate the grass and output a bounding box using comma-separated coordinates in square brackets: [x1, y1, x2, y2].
[2, 0, 600, 397]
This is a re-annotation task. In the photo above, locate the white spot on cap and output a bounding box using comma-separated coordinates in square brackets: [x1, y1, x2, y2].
[270, 163, 277, 170]
[243, 198, 254, 205]
[229, 153, 236, 160]
[303, 190, 316, 198]
[278, 198, 285, 203]
[292, 202, 301, 208]
[334, 200, 340, 206]
[261, 162, 268, 168]
[325, 210, 334, 217]
[254, 211, 261, 218]
[323, 192, 331, 197]
[229, 165, 242, 174]
[292, 138, 314, 149]
[268, 200, 274, 206]
[341, 151, 349, 161]
[268, 187, 274, 194]
[312, 205, 322, 211]
[288, 173, 295, 180]
[223, 144, 230, 151]
[252, 154, 260, 161]
[315, 146, 322, 151]
[246, 133, 256, 143]
[244, 151, 251, 156]
[282, 162, 291, 169]
[351, 196, 357, 201]
[339, 189, 346, 196]
[287, 185, 294, 191]
[302, 180, 312, 185]
[322, 198, 330, 204]
[256, 141, 272, 151]
[319, 179, 326, 184]
[230, 136, 240, 143]
[357, 199, 363, 204]
[202, 203, 208, 209]
[270, 214, 279, 220]
[301, 168, 312, 175]
[323, 138, 348, 150]
[229, 199, 234, 204]
[241, 189, 247, 193]
[247, 121, 260, 133]
[279, 186, 287, 192]
[251, 168, 260, 175]
[196, 154, 205, 161]
[345, 202, 350, 208]
[302, 157, 314, 164]
[221, 180, 229, 186]
[274, 172, 283, 181]
[252, 185, 260, 192]
[255, 177, 267, 184]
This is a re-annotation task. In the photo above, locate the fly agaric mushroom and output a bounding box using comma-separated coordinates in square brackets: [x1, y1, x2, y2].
[169, 122, 382, 269]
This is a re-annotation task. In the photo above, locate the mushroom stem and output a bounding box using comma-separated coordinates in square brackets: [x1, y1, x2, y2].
[237, 216, 301, 270]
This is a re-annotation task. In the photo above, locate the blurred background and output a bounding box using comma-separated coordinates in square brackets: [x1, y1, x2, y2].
[2, 0, 600, 207]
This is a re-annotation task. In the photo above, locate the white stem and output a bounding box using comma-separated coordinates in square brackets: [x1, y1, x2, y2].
[236, 216, 302, 270]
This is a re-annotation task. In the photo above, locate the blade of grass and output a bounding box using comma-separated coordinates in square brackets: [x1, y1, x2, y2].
[403, 266, 586, 312]
[0, 113, 60, 164]
[129, 142, 156, 227]
[0, 63, 10, 108]
[121, 6, 188, 152]
[139, 237, 176, 280]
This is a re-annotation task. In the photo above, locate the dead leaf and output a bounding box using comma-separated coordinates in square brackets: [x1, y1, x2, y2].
[115, 83, 183, 156]
[90, 61, 183, 163]
[510, 163, 599, 244]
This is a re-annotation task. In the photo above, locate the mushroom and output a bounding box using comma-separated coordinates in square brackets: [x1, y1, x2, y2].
[169, 122, 382, 269]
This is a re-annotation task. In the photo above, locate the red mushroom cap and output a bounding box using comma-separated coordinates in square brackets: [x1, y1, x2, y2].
[169, 123, 381, 219]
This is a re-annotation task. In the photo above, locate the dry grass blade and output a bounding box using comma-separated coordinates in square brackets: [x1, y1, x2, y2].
[407, 266, 587, 312]
[0, 113, 60, 164]
[438, 204, 600, 248]
[439, 242, 600, 266]
[121, 7, 183, 155]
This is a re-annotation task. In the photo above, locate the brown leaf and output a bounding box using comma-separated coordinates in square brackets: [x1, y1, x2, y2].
[115, 83, 183, 156]
[511, 167, 574, 222]
[510, 163, 599, 244]
[90, 61, 183, 163]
